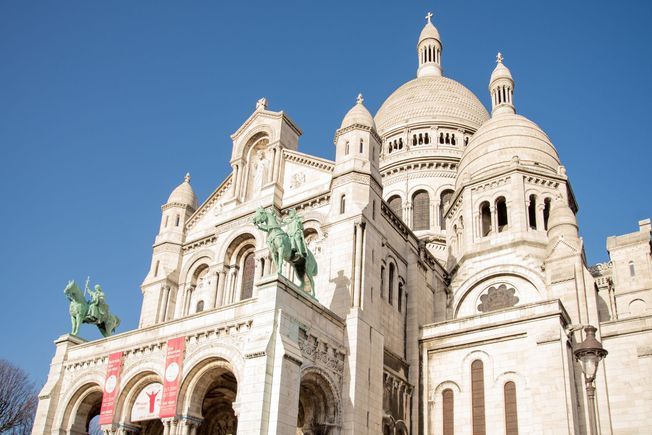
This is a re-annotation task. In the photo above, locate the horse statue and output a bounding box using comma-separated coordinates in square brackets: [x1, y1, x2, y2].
[64, 279, 121, 337]
[252, 207, 318, 298]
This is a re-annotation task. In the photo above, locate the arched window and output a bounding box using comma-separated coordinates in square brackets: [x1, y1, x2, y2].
[439, 190, 454, 231]
[412, 190, 430, 231]
[471, 360, 486, 435]
[413, 134, 417, 146]
[345, 141, 350, 155]
[380, 265, 385, 299]
[480, 201, 491, 237]
[418, 133, 423, 145]
[196, 300, 204, 313]
[442, 388, 454, 435]
[543, 198, 551, 230]
[175, 214, 180, 227]
[528, 195, 537, 230]
[629, 261, 636, 277]
[240, 252, 255, 300]
[359, 139, 364, 153]
[398, 138, 403, 149]
[504, 381, 518, 435]
[424, 133, 430, 144]
[451, 134, 456, 146]
[388, 195, 403, 219]
[445, 133, 450, 144]
[496, 197, 508, 232]
[340, 195, 346, 214]
[398, 282, 403, 312]
[388, 263, 395, 305]
[440, 132, 444, 144]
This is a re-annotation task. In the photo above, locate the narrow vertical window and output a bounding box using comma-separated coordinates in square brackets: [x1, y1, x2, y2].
[442, 388, 454, 435]
[154, 261, 160, 277]
[240, 252, 255, 300]
[528, 195, 537, 230]
[175, 214, 180, 227]
[504, 381, 518, 435]
[543, 198, 551, 230]
[471, 360, 486, 435]
[412, 190, 430, 231]
[380, 266, 385, 299]
[372, 200, 376, 220]
[398, 282, 403, 312]
[480, 202, 491, 237]
[629, 261, 636, 277]
[164, 215, 169, 228]
[359, 139, 364, 153]
[388, 263, 395, 305]
[440, 190, 454, 230]
[496, 197, 508, 232]
[340, 195, 346, 214]
[345, 141, 350, 155]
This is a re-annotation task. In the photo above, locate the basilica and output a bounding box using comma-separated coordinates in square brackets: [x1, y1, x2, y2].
[33, 14, 651, 435]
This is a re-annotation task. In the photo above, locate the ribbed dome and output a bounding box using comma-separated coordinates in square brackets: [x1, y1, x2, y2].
[490, 62, 513, 84]
[419, 22, 440, 42]
[457, 114, 560, 187]
[341, 95, 375, 130]
[374, 76, 489, 136]
[167, 173, 198, 210]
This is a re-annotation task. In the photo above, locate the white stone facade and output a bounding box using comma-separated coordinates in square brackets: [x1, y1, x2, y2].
[34, 14, 651, 435]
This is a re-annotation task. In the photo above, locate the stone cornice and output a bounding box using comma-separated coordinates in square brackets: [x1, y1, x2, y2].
[283, 148, 335, 172]
[186, 175, 233, 230]
[230, 109, 302, 140]
[333, 123, 382, 144]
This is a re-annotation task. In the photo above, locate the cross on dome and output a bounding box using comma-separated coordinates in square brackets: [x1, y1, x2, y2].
[357, 93, 364, 105]
[184, 172, 191, 183]
[496, 52, 504, 64]
[425, 11, 433, 23]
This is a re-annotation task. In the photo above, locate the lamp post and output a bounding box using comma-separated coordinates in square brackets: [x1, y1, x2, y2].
[573, 325, 608, 435]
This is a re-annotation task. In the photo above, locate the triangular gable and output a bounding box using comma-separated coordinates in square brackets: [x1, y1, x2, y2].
[186, 174, 233, 231]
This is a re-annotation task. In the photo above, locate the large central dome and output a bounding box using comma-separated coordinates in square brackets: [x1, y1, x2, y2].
[374, 76, 489, 136]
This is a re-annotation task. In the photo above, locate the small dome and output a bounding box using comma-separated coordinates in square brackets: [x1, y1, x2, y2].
[340, 94, 375, 130]
[490, 61, 513, 84]
[419, 21, 440, 43]
[374, 76, 489, 136]
[167, 173, 198, 210]
[547, 196, 579, 240]
[457, 114, 560, 187]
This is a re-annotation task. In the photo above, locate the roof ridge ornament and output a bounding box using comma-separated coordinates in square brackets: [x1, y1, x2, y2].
[496, 52, 504, 64]
[425, 11, 433, 24]
[256, 97, 268, 111]
[184, 172, 191, 183]
[356, 93, 364, 105]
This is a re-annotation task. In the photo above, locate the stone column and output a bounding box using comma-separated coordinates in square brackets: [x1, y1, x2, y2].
[207, 270, 219, 309]
[352, 222, 365, 308]
[491, 205, 497, 234]
[433, 200, 441, 230]
[174, 284, 187, 319]
[215, 268, 226, 308]
[536, 203, 545, 231]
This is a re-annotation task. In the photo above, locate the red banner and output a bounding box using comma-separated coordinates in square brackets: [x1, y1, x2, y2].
[99, 351, 123, 425]
[159, 337, 185, 418]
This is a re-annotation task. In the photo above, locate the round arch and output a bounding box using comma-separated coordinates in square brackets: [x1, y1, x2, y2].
[453, 265, 546, 318]
[179, 250, 215, 286]
[297, 367, 341, 434]
[115, 371, 163, 427]
[59, 382, 104, 434]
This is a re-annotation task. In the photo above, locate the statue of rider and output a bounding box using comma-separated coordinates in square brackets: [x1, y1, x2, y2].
[86, 278, 108, 322]
[283, 208, 307, 258]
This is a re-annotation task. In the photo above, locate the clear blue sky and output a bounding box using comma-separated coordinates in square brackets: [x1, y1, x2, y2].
[1, 1, 650, 385]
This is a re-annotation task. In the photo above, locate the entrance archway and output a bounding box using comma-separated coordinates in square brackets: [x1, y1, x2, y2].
[62, 383, 103, 435]
[181, 358, 238, 435]
[297, 370, 340, 435]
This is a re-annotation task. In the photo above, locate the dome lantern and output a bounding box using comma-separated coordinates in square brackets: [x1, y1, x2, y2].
[489, 52, 515, 116]
[417, 12, 443, 78]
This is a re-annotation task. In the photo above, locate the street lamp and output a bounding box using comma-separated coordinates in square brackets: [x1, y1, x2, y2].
[573, 325, 608, 435]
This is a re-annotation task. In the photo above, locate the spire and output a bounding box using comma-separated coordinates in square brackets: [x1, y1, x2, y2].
[340, 94, 374, 130]
[417, 12, 443, 78]
[184, 172, 191, 183]
[489, 52, 515, 115]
